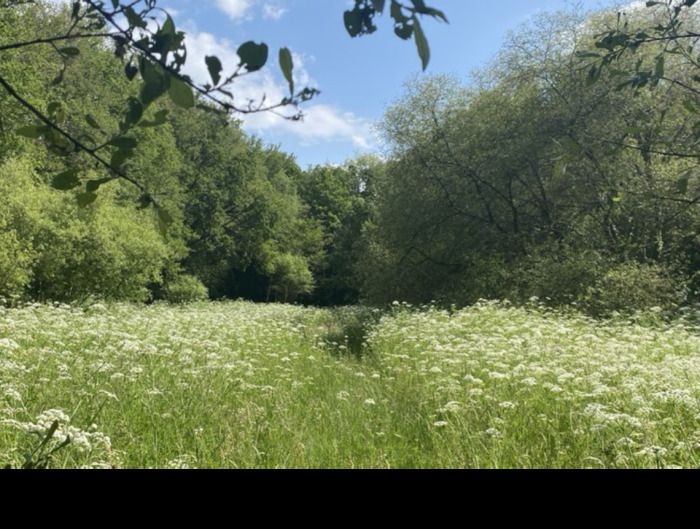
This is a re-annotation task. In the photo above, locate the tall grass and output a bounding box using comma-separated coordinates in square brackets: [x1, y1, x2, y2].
[1, 300, 699, 468]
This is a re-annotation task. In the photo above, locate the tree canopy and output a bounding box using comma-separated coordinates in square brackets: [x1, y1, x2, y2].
[0, 0, 448, 226]
[2, 1, 700, 316]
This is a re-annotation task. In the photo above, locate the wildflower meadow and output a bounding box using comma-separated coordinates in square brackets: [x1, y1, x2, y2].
[2, 300, 699, 469]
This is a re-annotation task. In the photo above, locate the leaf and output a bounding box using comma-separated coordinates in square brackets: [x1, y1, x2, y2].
[391, 1, 409, 23]
[168, 76, 195, 109]
[344, 9, 363, 37]
[677, 175, 689, 194]
[205, 56, 223, 86]
[423, 7, 448, 23]
[124, 6, 147, 29]
[85, 177, 114, 193]
[655, 55, 665, 79]
[138, 109, 169, 128]
[85, 114, 103, 130]
[16, 125, 45, 139]
[162, 14, 176, 37]
[279, 48, 294, 95]
[47, 102, 66, 124]
[371, 0, 386, 13]
[58, 47, 80, 57]
[156, 206, 173, 235]
[587, 65, 601, 86]
[51, 69, 65, 86]
[139, 60, 168, 107]
[413, 19, 430, 70]
[394, 24, 414, 40]
[123, 97, 144, 129]
[108, 136, 138, 150]
[124, 61, 138, 81]
[110, 148, 134, 169]
[76, 192, 98, 208]
[237, 41, 269, 72]
[51, 169, 81, 191]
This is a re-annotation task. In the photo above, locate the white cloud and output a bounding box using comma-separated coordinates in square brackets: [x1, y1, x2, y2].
[183, 29, 376, 150]
[216, 0, 253, 21]
[262, 4, 288, 21]
[215, 0, 287, 22]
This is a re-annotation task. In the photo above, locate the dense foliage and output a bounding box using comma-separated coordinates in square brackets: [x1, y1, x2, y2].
[356, 5, 700, 314]
[1, 2, 699, 317]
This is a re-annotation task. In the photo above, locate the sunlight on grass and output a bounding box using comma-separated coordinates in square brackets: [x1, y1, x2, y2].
[1, 300, 699, 468]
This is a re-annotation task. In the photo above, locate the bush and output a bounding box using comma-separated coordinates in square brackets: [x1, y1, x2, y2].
[163, 275, 209, 303]
[581, 262, 685, 316]
[513, 248, 607, 306]
[0, 157, 173, 303]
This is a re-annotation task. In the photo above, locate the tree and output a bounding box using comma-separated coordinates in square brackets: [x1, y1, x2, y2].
[581, 0, 700, 159]
[0, 0, 447, 229]
[358, 6, 699, 311]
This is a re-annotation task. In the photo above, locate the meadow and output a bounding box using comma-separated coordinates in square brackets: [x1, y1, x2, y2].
[1, 300, 700, 469]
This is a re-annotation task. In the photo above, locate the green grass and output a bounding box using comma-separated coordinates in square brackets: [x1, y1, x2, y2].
[1, 300, 700, 468]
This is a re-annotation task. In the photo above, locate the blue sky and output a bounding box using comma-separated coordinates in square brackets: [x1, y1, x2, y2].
[159, 0, 619, 167]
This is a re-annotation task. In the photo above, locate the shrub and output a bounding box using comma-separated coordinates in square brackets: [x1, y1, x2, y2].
[513, 248, 608, 306]
[581, 262, 685, 316]
[0, 157, 173, 303]
[163, 274, 209, 303]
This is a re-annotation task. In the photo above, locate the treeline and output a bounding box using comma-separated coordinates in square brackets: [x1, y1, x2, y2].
[1, 3, 700, 315]
[0, 1, 374, 306]
[359, 7, 700, 315]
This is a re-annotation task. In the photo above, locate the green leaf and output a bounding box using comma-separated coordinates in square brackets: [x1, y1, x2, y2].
[156, 206, 173, 235]
[123, 97, 144, 129]
[47, 102, 66, 124]
[371, 0, 386, 13]
[344, 10, 363, 37]
[423, 7, 448, 23]
[58, 47, 80, 57]
[51, 69, 65, 86]
[168, 76, 195, 108]
[124, 61, 138, 81]
[138, 109, 169, 128]
[394, 24, 414, 40]
[205, 56, 223, 86]
[655, 55, 665, 79]
[237, 41, 269, 72]
[110, 148, 134, 169]
[124, 6, 147, 29]
[162, 14, 175, 37]
[85, 177, 114, 193]
[586, 65, 601, 86]
[391, 1, 409, 23]
[108, 136, 138, 150]
[279, 48, 294, 95]
[85, 114, 103, 130]
[139, 60, 169, 107]
[16, 125, 45, 139]
[677, 175, 689, 194]
[51, 169, 81, 191]
[413, 19, 430, 70]
[76, 192, 98, 207]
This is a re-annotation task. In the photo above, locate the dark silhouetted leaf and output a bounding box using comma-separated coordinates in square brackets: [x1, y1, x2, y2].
[51, 169, 81, 190]
[237, 41, 269, 72]
[205, 55, 222, 86]
[279, 48, 294, 95]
